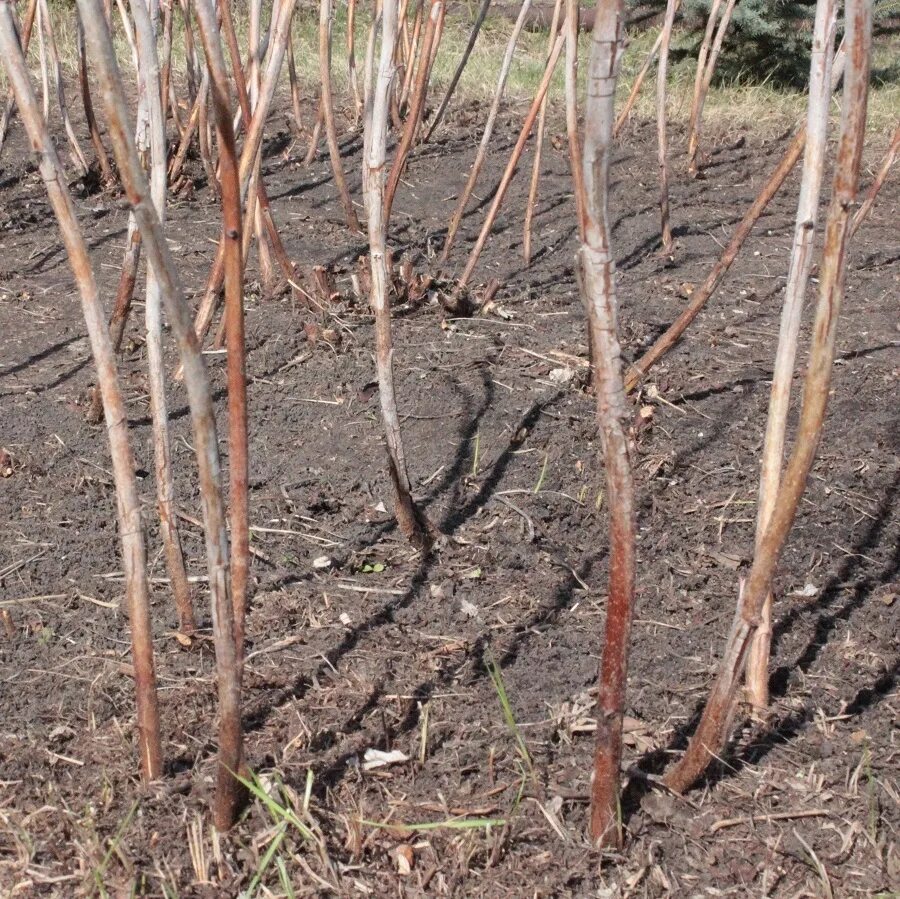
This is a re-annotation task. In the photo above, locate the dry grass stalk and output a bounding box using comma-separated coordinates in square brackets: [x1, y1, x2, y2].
[655, 0, 678, 254]
[746, 0, 838, 710]
[575, 0, 634, 850]
[0, 2, 162, 779]
[455, 26, 565, 293]
[664, 0, 872, 794]
[364, 0, 436, 550]
[440, 0, 533, 262]
[77, 0, 245, 828]
[523, 0, 563, 266]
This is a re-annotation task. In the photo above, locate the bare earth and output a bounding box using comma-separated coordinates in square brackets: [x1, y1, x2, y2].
[0, 103, 898, 896]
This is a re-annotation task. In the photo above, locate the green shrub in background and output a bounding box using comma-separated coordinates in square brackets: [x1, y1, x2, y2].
[628, 0, 899, 90]
[680, 0, 817, 88]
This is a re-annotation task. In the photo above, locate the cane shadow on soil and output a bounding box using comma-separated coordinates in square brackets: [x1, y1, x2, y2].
[0, 354, 92, 398]
[242, 388, 564, 740]
[295, 368, 498, 560]
[621, 468, 899, 818]
[17, 221, 130, 276]
[310, 558, 596, 796]
[0, 333, 85, 379]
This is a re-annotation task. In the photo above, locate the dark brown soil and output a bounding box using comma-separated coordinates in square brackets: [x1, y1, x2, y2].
[0, 102, 897, 898]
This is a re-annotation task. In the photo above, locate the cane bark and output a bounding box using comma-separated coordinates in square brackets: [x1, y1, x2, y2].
[687, 0, 737, 177]
[38, 0, 90, 174]
[613, 8, 672, 137]
[194, 0, 249, 669]
[383, 0, 444, 225]
[364, 0, 435, 550]
[564, 0, 586, 240]
[746, 0, 836, 710]
[320, 0, 362, 232]
[455, 27, 565, 293]
[0, 0, 36, 156]
[425, 0, 492, 142]
[523, 0, 563, 266]
[191, 0, 300, 343]
[440, 0, 532, 262]
[77, 17, 114, 182]
[576, 0, 633, 850]
[78, 0, 244, 828]
[849, 122, 899, 238]
[663, 0, 871, 795]
[0, 4, 162, 781]
[131, 0, 197, 637]
[623, 44, 847, 393]
[655, 0, 677, 253]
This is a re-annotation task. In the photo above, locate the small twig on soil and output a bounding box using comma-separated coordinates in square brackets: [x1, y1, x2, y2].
[710, 809, 829, 833]
[493, 495, 536, 542]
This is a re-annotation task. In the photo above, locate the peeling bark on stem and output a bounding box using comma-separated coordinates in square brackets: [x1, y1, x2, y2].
[663, 0, 871, 795]
[0, 2, 162, 780]
[577, 0, 634, 850]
